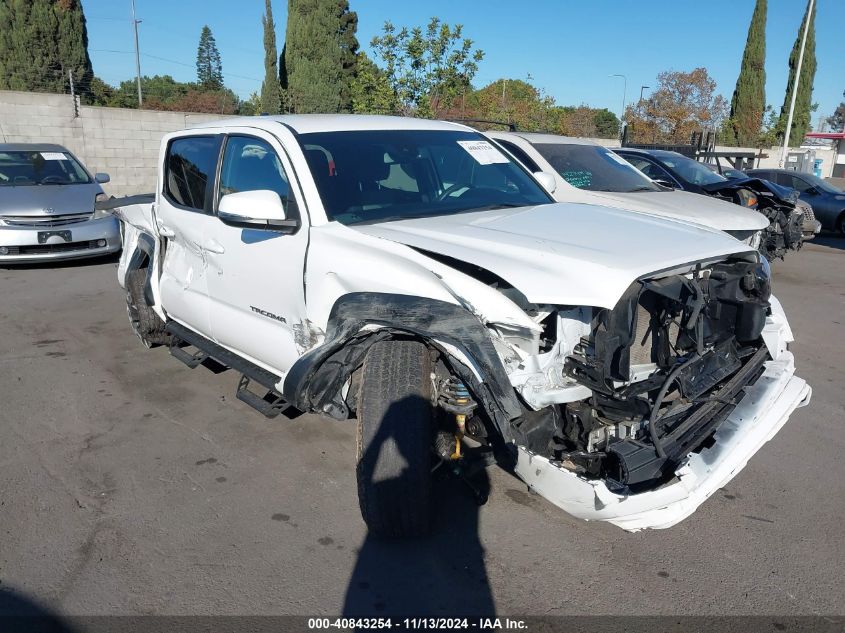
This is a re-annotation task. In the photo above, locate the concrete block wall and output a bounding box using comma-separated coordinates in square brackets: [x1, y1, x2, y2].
[0, 90, 233, 195]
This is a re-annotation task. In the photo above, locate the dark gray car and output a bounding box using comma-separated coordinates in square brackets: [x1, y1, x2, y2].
[747, 168, 845, 235]
[0, 143, 121, 263]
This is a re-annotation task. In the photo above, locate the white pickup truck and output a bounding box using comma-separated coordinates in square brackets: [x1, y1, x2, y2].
[109, 115, 811, 537]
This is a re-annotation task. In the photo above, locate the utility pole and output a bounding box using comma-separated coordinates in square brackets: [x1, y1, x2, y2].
[68, 69, 78, 117]
[131, 0, 143, 106]
[779, 0, 815, 167]
[610, 74, 627, 139]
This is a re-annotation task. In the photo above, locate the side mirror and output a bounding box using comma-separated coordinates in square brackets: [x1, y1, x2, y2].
[533, 171, 557, 194]
[218, 190, 298, 232]
[805, 186, 819, 196]
[95, 172, 110, 184]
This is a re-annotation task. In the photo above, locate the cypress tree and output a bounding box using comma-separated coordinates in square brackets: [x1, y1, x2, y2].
[777, 0, 817, 146]
[260, 0, 281, 114]
[282, 0, 354, 114]
[0, 0, 94, 98]
[727, 0, 766, 146]
[337, 1, 359, 113]
[196, 25, 223, 90]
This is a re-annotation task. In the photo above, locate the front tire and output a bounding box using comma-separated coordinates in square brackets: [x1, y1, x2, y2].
[356, 339, 434, 538]
[126, 268, 170, 347]
[837, 212, 845, 237]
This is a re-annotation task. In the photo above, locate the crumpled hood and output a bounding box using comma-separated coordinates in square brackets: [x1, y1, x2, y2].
[0, 184, 100, 216]
[352, 202, 754, 309]
[701, 177, 798, 206]
[577, 189, 770, 232]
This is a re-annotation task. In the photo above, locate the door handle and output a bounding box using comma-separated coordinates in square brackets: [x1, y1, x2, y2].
[157, 223, 175, 238]
[203, 239, 225, 254]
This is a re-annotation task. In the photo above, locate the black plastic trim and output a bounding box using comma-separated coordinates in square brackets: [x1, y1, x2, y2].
[166, 321, 282, 390]
[282, 292, 522, 442]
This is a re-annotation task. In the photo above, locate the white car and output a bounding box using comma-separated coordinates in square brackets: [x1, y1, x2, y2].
[485, 131, 770, 248]
[109, 115, 810, 537]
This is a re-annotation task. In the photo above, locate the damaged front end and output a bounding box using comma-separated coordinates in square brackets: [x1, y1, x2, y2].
[701, 178, 804, 260]
[507, 257, 810, 529]
[555, 259, 771, 488]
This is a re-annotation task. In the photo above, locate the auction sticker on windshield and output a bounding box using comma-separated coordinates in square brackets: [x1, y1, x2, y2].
[40, 152, 67, 161]
[457, 140, 509, 165]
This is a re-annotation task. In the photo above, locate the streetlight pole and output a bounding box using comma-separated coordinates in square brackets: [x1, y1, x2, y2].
[131, 0, 143, 106]
[610, 74, 627, 138]
[779, 0, 815, 167]
[639, 85, 650, 103]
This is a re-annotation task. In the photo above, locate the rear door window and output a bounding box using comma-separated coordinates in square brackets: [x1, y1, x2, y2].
[164, 135, 222, 212]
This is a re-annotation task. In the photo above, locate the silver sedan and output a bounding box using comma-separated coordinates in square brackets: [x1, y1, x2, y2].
[0, 143, 121, 264]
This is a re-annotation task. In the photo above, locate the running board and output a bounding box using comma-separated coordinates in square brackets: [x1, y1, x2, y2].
[166, 321, 296, 418]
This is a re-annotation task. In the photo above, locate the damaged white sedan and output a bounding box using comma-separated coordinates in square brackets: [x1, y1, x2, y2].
[107, 115, 810, 537]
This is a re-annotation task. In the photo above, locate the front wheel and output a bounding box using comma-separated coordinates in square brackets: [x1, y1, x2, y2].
[837, 212, 845, 237]
[356, 339, 434, 538]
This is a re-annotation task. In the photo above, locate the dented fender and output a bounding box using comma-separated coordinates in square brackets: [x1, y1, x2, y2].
[282, 292, 523, 442]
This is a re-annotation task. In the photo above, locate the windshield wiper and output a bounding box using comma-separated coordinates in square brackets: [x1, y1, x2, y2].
[626, 186, 656, 192]
[457, 203, 525, 212]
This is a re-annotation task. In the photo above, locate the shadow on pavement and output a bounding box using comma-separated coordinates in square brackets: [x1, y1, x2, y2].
[0, 587, 77, 633]
[342, 396, 495, 619]
[807, 234, 845, 252]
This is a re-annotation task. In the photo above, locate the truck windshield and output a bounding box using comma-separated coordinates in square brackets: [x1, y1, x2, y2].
[0, 150, 91, 186]
[297, 130, 551, 225]
[533, 143, 659, 192]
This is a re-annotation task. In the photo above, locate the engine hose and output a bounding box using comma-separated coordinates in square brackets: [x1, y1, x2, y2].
[648, 352, 700, 459]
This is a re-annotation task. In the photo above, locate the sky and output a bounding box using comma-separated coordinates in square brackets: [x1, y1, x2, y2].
[83, 0, 844, 126]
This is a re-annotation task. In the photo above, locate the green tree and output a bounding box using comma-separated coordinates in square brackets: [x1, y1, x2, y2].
[337, 0, 359, 113]
[196, 25, 223, 90]
[726, 0, 767, 146]
[350, 52, 397, 114]
[592, 109, 620, 138]
[464, 79, 553, 131]
[260, 0, 281, 114]
[370, 17, 484, 117]
[776, 0, 817, 146]
[827, 91, 845, 132]
[240, 91, 262, 116]
[758, 105, 781, 146]
[283, 0, 354, 113]
[0, 0, 94, 98]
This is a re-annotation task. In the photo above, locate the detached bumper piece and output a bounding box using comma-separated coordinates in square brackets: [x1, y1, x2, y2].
[516, 351, 810, 531]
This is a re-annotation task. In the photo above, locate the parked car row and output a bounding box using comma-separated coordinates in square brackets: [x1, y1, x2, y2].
[102, 114, 811, 538]
[3, 134, 841, 267]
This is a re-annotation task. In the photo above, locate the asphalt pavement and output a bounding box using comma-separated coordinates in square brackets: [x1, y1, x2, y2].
[0, 237, 843, 617]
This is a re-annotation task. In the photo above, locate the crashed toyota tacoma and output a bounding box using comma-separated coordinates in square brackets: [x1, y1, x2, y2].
[107, 115, 811, 537]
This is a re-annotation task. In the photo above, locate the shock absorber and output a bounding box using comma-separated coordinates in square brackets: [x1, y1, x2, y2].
[438, 377, 477, 459]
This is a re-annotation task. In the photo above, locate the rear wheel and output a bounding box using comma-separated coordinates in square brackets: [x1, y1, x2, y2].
[356, 339, 434, 538]
[837, 212, 845, 237]
[126, 268, 169, 347]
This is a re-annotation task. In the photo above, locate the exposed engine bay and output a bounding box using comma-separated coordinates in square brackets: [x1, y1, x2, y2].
[701, 178, 805, 261]
[439, 256, 775, 495]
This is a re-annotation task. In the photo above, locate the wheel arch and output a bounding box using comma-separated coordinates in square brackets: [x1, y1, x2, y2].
[281, 292, 522, 443]
[126, 233, 156, 307]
